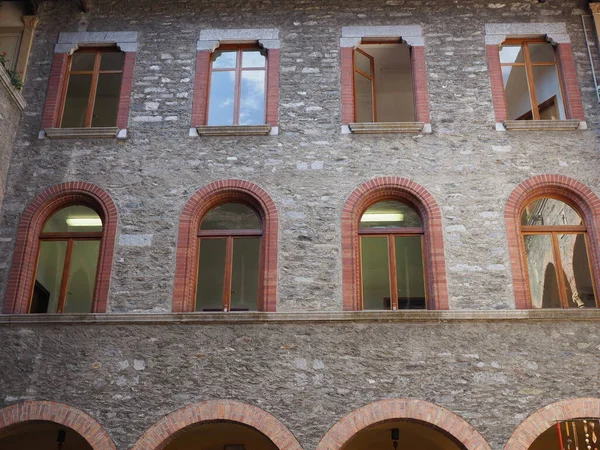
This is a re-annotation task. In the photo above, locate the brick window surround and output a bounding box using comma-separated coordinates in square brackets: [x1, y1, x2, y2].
[172, 179, 279, 312]
[340, 26, 431, 133]
[505, 398, 600, 450]
[485, 23, 586, 131]
[341, 177, 449, 311]
[0, 401, 117, 450]
[131, 400, 302, 450]
[316, 398, 492, 450]
[191, 29, 280, 136]
[505, 175, 600, 309]
[3, 182, 118, 314]
[40, 32, 138, 139]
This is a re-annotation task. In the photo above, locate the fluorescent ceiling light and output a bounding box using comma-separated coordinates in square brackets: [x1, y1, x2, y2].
[361, 213, 404, 222]
[66, 217, 102, 227]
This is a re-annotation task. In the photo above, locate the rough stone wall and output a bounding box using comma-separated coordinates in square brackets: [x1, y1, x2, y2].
[0, 320, 599, 449]
[0, 0, 599, 312]
[0, 74, 21, 215]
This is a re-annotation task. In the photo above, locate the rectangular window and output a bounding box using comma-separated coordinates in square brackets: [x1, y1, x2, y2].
[207, 46, 267, 126]
[353, 42, 415, 123]
[500, 39, 566, 121]
[0, 31, 22, 71]
[60, 48, 125, 128]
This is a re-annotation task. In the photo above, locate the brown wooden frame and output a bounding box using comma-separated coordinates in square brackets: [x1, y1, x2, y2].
[195, 205, 263, 312]
[520, 196, 598, 308]
[358, 206, 427, 310]
[59, 47, 124, 128]
[353, 47, 377, 122]
[206, 45, 268, 126]
[31, 226, 103, 313]
[500, 38, 566, 121]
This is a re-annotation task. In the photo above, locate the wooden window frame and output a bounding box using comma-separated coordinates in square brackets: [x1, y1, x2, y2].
[32, 228, 103, 313]
[206, 44, 268, 126]
[353, 47, 377, 122]
[196, 208, 263, 312]
[358, 220, 427, 310]
[58, 47, 124, 128]
[519, 196, 598, 309]
[500, 38, 566, 121]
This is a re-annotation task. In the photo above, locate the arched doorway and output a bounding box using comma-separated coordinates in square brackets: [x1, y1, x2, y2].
[528, 420, 600, 450]
[0, 422, 93, 449]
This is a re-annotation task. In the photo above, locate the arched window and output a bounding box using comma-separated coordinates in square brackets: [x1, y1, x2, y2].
[31, 206, 103, 313]
[359, 200, 426, 310]
[520, 197, 597, 308]
[196, 203, 262, 311]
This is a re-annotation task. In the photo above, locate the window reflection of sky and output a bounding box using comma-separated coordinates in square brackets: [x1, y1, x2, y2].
[499, 45, 523, 64]
[239, 71, 266, 125]
[208, 71, 236, 125]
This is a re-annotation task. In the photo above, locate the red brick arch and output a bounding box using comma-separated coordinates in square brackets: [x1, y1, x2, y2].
[172, 179, 279, 312]
[505, 175, 600, 309]
[341, 177, 448, 310]
[0, 401, 116, 450]
[3, 182, 118, 314]
[131, 400, 301, 450]
[316, 398, 491, 450]
[505, 398, 600, 450]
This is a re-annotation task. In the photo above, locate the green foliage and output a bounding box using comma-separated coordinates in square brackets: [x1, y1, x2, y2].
[0, 52, 24, 91]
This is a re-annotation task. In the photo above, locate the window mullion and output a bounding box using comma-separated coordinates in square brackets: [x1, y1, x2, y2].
[223, 236, 234, 311]
[523, 43, 540, 120]
[233, 50, 242, 125]
[57, 238, 74, 313]
[388, 235, 399, 311]
[84, 51, 102, 127]
[550, 232, 569, 308]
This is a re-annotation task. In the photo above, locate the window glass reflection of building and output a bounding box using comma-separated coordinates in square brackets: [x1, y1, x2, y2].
[521, 198, 597, 308]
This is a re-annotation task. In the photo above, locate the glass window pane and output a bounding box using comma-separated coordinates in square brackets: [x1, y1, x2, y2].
[92, 73, 123, 127]
[230, 238, 260, 311]
[32, 241, 67, 313]
[521, 198, 582, 227]
[499, 45, 524, 64]
[528, 42, 556, 63]
[360, 200, 422, 229]
[239, 70, 266, 125]
[395, 236, 426, 309]
[212, 50, 237, 69]
[71, 52, 96, 71]
[43, 206, 103, 233]
[354, 49, 372, 75]
[502, 65, 533, 120]
[207, 71, 236, 126]
[196, 239, 227, 311]
[0, 33, 22, 71]
[355, 72, 374, 123]
[201, 203, 261, 230]
[558, 234, 596, 308]
[532, 65, 565, 120]
[61, 74, 92, 128]
[242, 50, 266, 68]
[361, 236, 391, 310]
[524, 234, 561, 308]
[100, 52, 125, 71]
[63, 240, 100, 313]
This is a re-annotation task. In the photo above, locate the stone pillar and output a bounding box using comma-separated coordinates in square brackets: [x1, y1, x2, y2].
[15, 15, 39, 82]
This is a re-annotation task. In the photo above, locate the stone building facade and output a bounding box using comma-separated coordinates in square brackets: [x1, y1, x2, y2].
[0, 0, 599, 448]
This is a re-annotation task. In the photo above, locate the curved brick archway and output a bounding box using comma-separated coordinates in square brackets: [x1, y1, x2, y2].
[131, 400, 302, 450]
[3, 182, 118, 314]
[341, 177, 448, 310]
[505, 398, 600, 450]
[172, 179, 279, 312]
[504, 175, 600, 309]
[0, 401, 116, 450]
[316, 399, 491, 450]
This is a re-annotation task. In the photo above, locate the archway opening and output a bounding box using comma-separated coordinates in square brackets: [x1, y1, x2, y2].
[0, 421, 93, 449]
[163, 421, 279, 450]
[529, 419, 600, 450]
[341, 420, 467, 450]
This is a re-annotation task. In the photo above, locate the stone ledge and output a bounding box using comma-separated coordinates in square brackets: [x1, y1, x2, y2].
[0, 64, 26, 110]
[44, 127, 120, 139]
[349, 122, 425, 134]
[1, 309, 600, 325]
[196, 125, 272, 136]
[503, 119, 581, 131]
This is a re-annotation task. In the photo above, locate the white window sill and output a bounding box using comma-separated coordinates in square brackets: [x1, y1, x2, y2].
[194, 125, 274, 136]
[498, 119, 585, 131]
[344, 122, 430, 134]
[42, 127, 127, 139]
